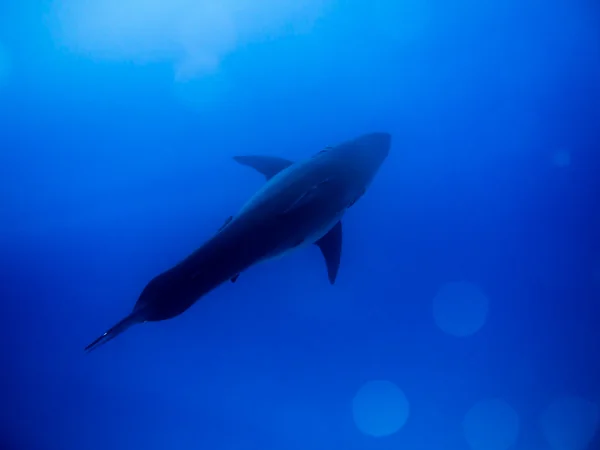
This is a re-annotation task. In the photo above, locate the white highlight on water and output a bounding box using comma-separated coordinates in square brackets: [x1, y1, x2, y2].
[49, 0, 329, 80]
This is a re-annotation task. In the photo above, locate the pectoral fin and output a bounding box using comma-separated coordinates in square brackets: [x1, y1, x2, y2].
[315, 221, 342, 284]
[233, 155, 294, 180]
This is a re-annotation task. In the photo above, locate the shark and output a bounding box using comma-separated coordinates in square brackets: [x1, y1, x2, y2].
[84, 132, 391, 352]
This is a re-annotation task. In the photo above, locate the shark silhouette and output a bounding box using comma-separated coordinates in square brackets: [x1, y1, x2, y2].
[85, 132, 391, 352]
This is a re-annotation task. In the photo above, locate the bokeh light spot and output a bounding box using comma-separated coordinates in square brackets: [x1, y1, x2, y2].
[540, 396, 599, 450]
[352, 380, 410, 438]
[552, 149, 571, 168]
[432, 281, 489, 337]
[463, 398, 519, 450]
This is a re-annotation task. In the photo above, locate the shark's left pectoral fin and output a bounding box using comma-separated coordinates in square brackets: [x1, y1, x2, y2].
[233, 155, 294, 180]
[315, 221, 342, 284]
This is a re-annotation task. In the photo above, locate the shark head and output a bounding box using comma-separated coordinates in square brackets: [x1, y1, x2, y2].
[348, 131, 391, 169]
[315, 132, 391, 184]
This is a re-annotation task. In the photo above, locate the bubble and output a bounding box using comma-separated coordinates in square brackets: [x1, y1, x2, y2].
[432, 281, 489, 337]
[552, 150, 571, 168]
[352, 380, 410, 438]
[463, 398, 519, 450]
[540, 396, 599, 450]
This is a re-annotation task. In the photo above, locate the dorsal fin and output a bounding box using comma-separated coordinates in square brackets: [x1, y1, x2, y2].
[315, 221, 342, 284]
[233, 155, 294, 180]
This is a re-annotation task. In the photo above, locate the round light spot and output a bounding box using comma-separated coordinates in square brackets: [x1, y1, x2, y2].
[553, 150, 571, 168]
[352, 380, 410, 437]
[540, 396, 599, 450]
[432, 281, 489, 337]
[463, 398, 519, 450]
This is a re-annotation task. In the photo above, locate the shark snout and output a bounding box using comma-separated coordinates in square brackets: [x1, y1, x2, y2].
[353, 132, 391, 169]
[367, 132, 391, 159]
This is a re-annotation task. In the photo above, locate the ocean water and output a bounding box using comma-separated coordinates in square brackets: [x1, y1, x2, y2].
[1, 0, 599, 449]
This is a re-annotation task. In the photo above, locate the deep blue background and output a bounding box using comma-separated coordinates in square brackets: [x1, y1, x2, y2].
[1, 0, 599, 449]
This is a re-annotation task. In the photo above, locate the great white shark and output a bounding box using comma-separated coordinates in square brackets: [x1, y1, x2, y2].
[85, 132, 391, 352]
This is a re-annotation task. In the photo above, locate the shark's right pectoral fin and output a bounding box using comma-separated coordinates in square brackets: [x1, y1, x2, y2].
[315, 221, 342, 284]
[233, 155, 294, 180]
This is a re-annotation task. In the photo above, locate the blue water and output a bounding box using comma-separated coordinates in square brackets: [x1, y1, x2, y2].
[1, 1, 599, 449]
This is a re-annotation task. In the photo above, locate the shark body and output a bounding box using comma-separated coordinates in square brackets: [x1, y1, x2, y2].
[85, 132, 391, 352]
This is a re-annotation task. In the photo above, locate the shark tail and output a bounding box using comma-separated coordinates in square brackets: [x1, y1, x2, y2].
[84, 311, 143, 353]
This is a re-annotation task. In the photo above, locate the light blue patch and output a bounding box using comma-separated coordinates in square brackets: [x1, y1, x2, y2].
[353, 380, 410, 437]
[433, 281, 489, 337]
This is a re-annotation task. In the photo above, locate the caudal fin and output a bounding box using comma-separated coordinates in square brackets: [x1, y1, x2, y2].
[84, 312, 142, 353]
